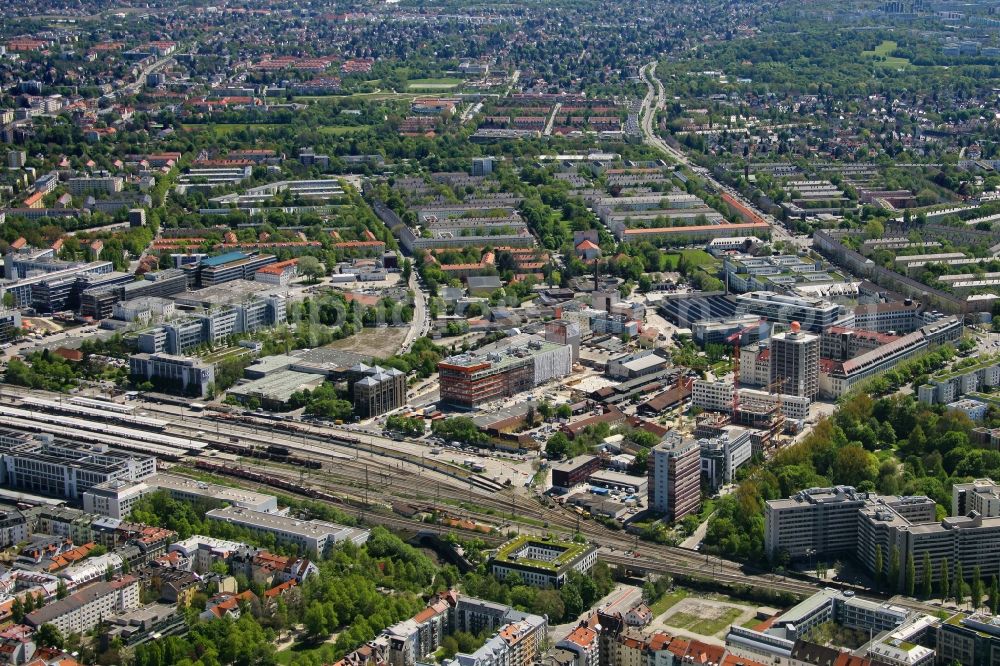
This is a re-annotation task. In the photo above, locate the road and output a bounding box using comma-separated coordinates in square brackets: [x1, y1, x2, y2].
[544, 102, 562, 136]
[115, 56, 175, 98]
[399, 272, 429, 353]
[637, 62, 804, 248]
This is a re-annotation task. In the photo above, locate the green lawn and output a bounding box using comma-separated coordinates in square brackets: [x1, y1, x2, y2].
[182, 123, 281, 136]
[275, 642, 336, 665]
[662, 248, 718, 270]
[741, 617, 763, 629]
[649, 589, 689, 617]
[317, 125, 367, 135]
[862, 40, 912, 69]
[407, 77, 464, 90]
[182, 122, 365, 136]
[663, 607, 744, 637]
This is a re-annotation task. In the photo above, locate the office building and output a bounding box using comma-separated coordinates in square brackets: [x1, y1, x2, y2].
[852, 300, 922, 333]
[488, 535, 597, 588]
[25, 577, 140, 636]
[0, 430, 156, 500]
[823, 316, 962, 399]
[83, 473, 278, 519]
[735, 291, 843, 332]
[764, 588, 910, 642]
[648, 433, 700, 521]
[691, 378, 809, 422]
[184, 252, 277, 288]
[698, 425, 753, 491]
[112, 296, 175, 324]
[764, 486, 868, 560]
[81, 268, 187, 319]
[32, 270, 132, 314]
[129, 353, 216, 398]
[0, 308, 22, 343]
[767, 484, 1000, 589]
[937, 611, 1000, 666]
[590, 312, 638, 337]
[820, 326, 899, 362]
[769, 322, 820, 399]
[954, 478, 1000, 518]
[205, 506, 369, 558]
[438, 334, 572, 409]
[606, 349, 670, 380]
[550, 456, 603, 491]
[348, 363, 407, 418]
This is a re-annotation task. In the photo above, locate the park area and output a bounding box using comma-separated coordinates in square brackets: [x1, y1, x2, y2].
[862, 40, 912, 69]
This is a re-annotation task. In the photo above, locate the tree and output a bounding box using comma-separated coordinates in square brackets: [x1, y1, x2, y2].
[865, 219, 885, 239]
[905, 553, 915, 597]
[955, 561, 965, 605]
[546, 432, 571, 458]
[972, 566, 983, 610]
[889, 546, 901, 594]
[941, 558, 950, 600]
[556, 404, 572, 420]
[990, 575, 999, 614]
[538, 402, 553, 420]
[874, 545, 884, 591]
[304, 601, 330, 641]
[11, 597, 23, 623]
[922, 552, 933, 599]
[832, 444, 877, 487]
[35, 624, 63, 649]
[297, 256, 325, 283]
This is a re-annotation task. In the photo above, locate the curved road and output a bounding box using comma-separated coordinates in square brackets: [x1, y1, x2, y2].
[638, 61, 801, 247]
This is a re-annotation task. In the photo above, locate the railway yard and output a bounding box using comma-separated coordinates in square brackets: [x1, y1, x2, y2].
[0, 387, 941, 619]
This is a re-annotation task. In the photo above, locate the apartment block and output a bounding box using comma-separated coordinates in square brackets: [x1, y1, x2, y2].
[67, 176, 124, 195]
[25, 577, 140, 636]
[918, 357, 1000, 406]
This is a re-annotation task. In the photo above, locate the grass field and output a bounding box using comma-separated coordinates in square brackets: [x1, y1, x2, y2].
[662, 248, 718, 271]
[862, 40, 912, 68]
[406, 77, 463, 90]
[648, 590, 689, 617]
[182, 123, 281, 135]
[183, 122, 366, 136]
[318, 126, 367, 135]
[663, 607, 744, 637]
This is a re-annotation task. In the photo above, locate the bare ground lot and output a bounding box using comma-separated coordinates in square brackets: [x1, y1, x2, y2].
[325, 326, 409, 358]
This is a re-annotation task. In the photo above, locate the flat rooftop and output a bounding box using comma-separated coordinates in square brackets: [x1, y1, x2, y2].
[173, 280, 285, 306]
[228, 370, 326, 404]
